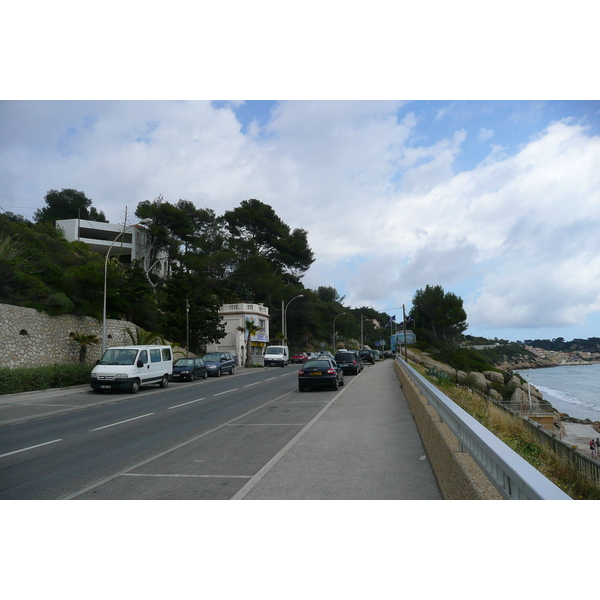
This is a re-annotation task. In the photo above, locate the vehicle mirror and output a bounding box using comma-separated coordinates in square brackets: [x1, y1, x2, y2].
[137, 360, 144, 367]
[96, 359, 100, 365]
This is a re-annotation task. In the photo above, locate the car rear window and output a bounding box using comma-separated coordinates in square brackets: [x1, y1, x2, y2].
[335, 353, 354, 360]
[303, 360, 331, 369]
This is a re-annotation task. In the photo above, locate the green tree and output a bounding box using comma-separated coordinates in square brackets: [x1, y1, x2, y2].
[411, 285, 468, 345]
[237, 318, 262, 367]
[34, 189, 107, 223]
[69, 332, 100, 363]
[158, 271, 226, 353]
[125, 327, 166, 345]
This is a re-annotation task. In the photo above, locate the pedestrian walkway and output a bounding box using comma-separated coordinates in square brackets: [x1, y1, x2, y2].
[234, 360, 442, 500]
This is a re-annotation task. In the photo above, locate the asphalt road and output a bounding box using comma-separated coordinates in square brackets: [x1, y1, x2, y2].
[0, 365, 346, 499]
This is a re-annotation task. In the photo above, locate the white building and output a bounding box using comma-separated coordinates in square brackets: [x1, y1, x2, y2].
[205, 303, 270, 365]
[56, 218, 170, 278]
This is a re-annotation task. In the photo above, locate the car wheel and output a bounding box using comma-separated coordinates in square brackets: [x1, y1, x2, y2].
[159, 374, 169, 388]
[190, 372, 195, 382]
[216, 368, 221, 377]
[331, 378, 339, 391]
[230, 366, 235, 375]
[203, 371, 208, 379]
[130, 379, 140, 394]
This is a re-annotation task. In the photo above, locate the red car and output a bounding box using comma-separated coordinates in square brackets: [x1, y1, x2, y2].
[291, 352, 308, 364]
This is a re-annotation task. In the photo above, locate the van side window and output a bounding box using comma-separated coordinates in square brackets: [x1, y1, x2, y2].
[139, 350, 148, 364]
[150, 349, 161, 363]
[162, 348, 172, 361]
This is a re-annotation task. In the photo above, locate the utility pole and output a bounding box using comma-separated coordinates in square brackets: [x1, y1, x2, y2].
[402, 304, 408, 362]
[185, 299, 190, 357]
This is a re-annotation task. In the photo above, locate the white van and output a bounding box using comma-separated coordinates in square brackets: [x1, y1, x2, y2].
[90, 345, 173, 393]
[264, 345, 289, 367]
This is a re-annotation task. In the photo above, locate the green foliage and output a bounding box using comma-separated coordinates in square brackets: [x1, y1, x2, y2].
[34, 188, 107, 223]
[0, 364, 93, 395]
[411, 284, 467, 344]
[477, 343, 539, 366]
[436, 347, 496, 372]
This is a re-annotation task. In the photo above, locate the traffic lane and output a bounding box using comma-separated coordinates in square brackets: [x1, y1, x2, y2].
[0, 365, 284, 425]
[70, 393, 337, 499]
[0, 366, 298, 455]
[0, 370, 301, 499]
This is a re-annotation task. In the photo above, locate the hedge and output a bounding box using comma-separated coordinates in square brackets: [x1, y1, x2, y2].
[0, 364, 93, 395]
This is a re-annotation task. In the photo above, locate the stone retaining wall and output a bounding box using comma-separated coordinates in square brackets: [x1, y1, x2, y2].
[394, 358, 503, 500]
[0, 303, 144, 368]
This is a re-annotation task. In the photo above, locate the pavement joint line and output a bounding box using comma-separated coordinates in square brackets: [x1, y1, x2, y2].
[0, 438, 63, 458]
[61, 389, 294, 499]
[231, 374, 362, 500]
[90, 413, 154, 431]
[168, 398, 205, 409]
[227, 423, 307, 426]
[122, 473, 252, 479]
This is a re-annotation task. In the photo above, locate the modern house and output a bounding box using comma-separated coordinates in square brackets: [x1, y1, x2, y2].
[205, 303, 270, 365]
[56, 218, 170, 278]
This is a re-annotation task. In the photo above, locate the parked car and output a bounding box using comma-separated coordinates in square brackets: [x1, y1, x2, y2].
[202, 352, 236, 376]
[291, 352, 309, 364]
[359, 349, 375, 364]
[334, 351, 363, 375]
[317, 351, 335, 360]
[171, 357, 207, 381]
[298, 358, 344, 392]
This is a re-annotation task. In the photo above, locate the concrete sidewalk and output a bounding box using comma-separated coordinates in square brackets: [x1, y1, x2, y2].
[234, 360, 442, 500]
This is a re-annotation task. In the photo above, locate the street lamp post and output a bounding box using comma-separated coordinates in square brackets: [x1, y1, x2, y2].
[283, 294, 304, 343]
[102, 218, 152, 354]
[332, 312, 346, 354]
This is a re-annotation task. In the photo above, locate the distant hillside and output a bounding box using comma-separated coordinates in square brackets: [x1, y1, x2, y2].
[475, 343, 556, 370]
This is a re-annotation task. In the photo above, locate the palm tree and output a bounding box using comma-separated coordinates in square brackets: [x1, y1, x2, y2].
[125, 327, 166, 345]
[69, 331, 100, 363]
[236, 319, 262, 367]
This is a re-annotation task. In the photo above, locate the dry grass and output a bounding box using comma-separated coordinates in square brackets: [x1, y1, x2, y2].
[415, 364, 600, 499]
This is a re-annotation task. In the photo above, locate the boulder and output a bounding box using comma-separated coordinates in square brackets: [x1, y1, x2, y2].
[489, 389, 503, 402]
[469, 372, 489, 392]
[483, 371, 504, 384]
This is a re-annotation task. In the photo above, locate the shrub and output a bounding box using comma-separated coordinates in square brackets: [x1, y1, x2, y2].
[0, 364, 93, 395]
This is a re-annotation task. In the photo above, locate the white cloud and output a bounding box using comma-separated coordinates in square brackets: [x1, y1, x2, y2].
[2, 102, 600, 339]
[478, 127, 494, 140]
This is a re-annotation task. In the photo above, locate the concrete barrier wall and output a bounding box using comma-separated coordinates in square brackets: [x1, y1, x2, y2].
[394, 359, 502, 500]
[0, 303, 149, 368]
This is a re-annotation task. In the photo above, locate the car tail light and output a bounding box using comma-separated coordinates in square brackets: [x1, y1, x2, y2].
[327, 368, 335, 374]
[299, 370, 305, 376]
[352, 360, 357, 365]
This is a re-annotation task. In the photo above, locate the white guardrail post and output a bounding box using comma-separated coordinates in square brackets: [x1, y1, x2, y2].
[395, 356, 571, 500]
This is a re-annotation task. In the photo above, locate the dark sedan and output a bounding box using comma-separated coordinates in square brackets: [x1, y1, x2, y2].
[334, 351, 363, 375]
[298, 359, 344, 392]
[171, 357, 208, 381]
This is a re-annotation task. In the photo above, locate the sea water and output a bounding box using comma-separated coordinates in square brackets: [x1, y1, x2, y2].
[515, 364, 600, 422]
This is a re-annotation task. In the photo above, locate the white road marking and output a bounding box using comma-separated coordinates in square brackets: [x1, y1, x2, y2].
[90, 413, 154, 431]
[168, 398, 205, 409]
[244, 381, 261, 388]
[122, 473, 252, 479]
[214, 389, 238, 396]
[264, 377, 277, 382]
[0, 439, 62, 458]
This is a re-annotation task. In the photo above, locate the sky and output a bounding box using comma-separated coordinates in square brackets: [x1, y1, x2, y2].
[2, 99, 600, 343]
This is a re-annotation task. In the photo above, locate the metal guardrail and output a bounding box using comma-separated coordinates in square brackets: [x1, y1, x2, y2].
[395, 356, 571, 500]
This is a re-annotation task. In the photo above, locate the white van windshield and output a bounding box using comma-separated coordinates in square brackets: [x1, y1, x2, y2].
[266, 348, 283, 354]
[100, 349, 138, 365]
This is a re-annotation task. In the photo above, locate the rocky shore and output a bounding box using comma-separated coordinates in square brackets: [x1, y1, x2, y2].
[404, 348, 600, 434]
